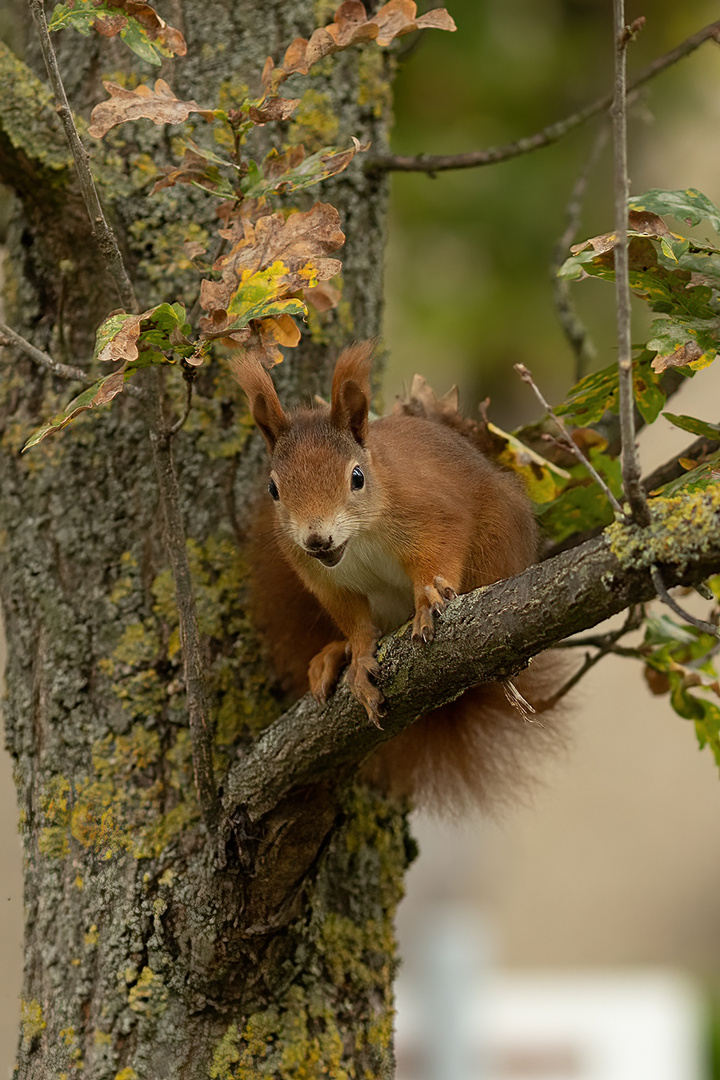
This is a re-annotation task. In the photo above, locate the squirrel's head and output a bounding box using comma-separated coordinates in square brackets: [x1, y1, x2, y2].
[232, 342, 380, 567]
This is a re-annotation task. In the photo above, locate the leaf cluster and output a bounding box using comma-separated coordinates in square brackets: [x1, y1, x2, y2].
[24, 0, 455, 447]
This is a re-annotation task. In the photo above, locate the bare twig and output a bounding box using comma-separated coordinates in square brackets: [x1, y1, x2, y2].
[0, 319, 146, 398]
[551, 123, 609, 380]
[146, 368, 220, 832]
[27, 0, 137, 313]
[0, 320, 88, 382]
[166, 374, 196, 438]
[547, 605, 644, 704]
[650, 565, 720, 638]
[612, 5, 650, 526]
[514, 362, 625, 517]
[367, 20, 720, 174]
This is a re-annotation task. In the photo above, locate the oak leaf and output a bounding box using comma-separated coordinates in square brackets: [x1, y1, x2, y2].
[262, 0, 455, 89]
[88, 79, 213, 139]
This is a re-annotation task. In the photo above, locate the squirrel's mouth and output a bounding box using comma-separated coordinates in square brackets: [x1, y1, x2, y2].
[309, 542, 347, 567]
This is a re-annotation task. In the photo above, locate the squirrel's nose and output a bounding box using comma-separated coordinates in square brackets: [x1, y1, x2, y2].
[305, 532, 333, 552]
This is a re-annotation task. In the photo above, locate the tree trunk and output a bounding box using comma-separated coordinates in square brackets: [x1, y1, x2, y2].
[1, 2, 407, 1075]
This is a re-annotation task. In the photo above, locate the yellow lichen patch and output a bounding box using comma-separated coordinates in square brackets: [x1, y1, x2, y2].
[84, 924, 99, 947]
[38, 774, 71, 858]
[606, 488, 720, 571]
[357, 48, 393, 120]
[59, 1027, 83, 1067]
[108, 552, 138, 605]
[113, 1068, 139, 1080]
[286, 88, 339, 152]
[127, 966, 168, 1018]
[20, 998, 46, 1046]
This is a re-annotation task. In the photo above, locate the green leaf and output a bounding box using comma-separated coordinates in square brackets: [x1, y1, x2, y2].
[633, 351, 668, 424]
[554, 363, 618, 425]
[23, 370, 127, 450]
[535, 449, 623, 544]
[50, 0, 186, 64]
[629, 187, 720, 232]
[120, 19, 162, 66]
[662, 413, 720, 440]
[241, 140, 366, 200]
[656, 451, 720, 497]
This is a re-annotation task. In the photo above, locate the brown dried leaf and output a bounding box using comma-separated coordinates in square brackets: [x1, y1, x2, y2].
[216, 203, 344, 291]
[259, 314, 302, 348]
[94, 13, 126, 36]
[651, 340, 704, 373]
[97, 313, 144, 363]
[184, 239, 208, 261]
[265, 0, 454, 87]
[248, 97, 301, 123]
[627, 209, 677, 240]
[302, 281, 341, 312]
[88, 79, 213, 139]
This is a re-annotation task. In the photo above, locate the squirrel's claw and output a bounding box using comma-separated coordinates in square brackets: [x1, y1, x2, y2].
[346, 654, 384, 728]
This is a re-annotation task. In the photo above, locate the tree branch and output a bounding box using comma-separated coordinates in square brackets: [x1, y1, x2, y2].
[612, 6, 650, 526]
[223, 489, 720, 824]
[0, 320, 88, 382]
[551, 123, 609, 379]
[366, 20, 720, 175]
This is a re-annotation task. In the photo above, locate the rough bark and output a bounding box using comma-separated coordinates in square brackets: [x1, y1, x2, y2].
[1, 2, 403, 1076]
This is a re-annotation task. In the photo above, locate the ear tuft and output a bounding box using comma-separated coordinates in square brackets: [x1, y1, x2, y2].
[330, 341, 374, 445]
[228, 352, 288, 453]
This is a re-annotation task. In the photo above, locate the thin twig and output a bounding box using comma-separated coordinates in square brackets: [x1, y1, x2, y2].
[27, 0, 137, 313]
[547, 606, 644, 704]
[612, 6, 650, 526]
[146, 368, 220, 832]
[650, 565, 720, 638]
[0, 320, 144, 398]
[551, 123, 609, 380]
[514, 362, 625, 516]
[166, 375, 195, 438]
[367, 20, 720, 174]
[0, 320, 88, 382]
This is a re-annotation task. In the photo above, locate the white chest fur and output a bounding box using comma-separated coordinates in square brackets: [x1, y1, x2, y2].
[329, 534, 414, 634]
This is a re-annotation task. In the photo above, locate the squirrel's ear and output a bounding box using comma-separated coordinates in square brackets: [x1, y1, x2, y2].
[333, 380, 369, 446]
[229, 354, 288, 453]
[331, 341, 374, 446]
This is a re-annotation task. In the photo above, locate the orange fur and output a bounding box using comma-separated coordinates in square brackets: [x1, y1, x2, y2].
[238, 343, 564, 812]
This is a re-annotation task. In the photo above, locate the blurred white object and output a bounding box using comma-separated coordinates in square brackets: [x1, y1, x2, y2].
[395, 908, 707, 1080]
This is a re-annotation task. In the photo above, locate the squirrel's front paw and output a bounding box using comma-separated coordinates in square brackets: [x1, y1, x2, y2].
[346, 654, 384, 727]
[412, 577, 458, 643]
[308, 640, 349, 704]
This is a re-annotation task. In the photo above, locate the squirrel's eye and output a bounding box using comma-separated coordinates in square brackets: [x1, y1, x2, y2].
[268, 478, 279, 501]
[350, 465, 365, 491]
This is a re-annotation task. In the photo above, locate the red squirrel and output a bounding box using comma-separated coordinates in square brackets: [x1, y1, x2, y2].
[235, 342, 561, 812]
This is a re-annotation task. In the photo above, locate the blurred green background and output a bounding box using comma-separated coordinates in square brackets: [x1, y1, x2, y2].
[382, 0, 720, 425]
